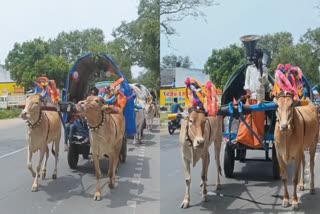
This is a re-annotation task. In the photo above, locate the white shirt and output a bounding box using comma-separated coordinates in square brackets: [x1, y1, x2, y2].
[243, 64, 269, 101]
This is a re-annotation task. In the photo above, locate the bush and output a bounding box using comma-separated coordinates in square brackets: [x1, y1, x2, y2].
[0, 108, 22, 119]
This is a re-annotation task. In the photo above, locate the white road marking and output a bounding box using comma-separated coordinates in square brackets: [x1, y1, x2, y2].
[128, 144, 146, 214]
[0, 146, 27, 159]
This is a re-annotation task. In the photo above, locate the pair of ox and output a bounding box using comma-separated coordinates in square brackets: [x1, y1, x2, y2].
[21, 94, 125, 201]
[179, 92, 319, 210]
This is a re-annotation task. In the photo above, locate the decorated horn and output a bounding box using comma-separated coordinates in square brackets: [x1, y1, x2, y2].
[104, 95, 116, 104]
[240, 35, 260, 62]
[41, 88, 48, 99]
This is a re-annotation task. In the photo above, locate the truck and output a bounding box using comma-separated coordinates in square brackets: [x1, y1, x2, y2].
[0, 95, 27, 109]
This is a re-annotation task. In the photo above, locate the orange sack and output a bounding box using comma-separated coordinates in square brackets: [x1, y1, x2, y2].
[236, 99, 265, 149]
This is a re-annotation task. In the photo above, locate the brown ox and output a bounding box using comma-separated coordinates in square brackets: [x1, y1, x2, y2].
[77, 96, 125, 201]
[274, 93, 319, 210]
[20, 94, 61, 192]
[179, 108, 223, 208]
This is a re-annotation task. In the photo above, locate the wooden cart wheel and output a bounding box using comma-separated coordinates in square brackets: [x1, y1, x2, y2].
[68, 144, 79, 169]
[224, 143, 235, 178]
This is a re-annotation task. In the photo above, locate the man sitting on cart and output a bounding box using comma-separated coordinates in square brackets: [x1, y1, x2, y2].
[237, 49, 269, 150]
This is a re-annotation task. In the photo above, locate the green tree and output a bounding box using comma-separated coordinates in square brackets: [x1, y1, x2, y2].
[204, 44, 245, 88]
[105, 38, 133, 81]
[271, 43, 320, 86]
[33, 55, 70, 88]
[161, 54, 192, 68]
[160, 0, 219, 36]
[5, 38, 50, 89]
[257, 32, 293, 58]
[300, 28, 320, 60]
[48, 28, 105, 63]
[113, 0, 160, 90]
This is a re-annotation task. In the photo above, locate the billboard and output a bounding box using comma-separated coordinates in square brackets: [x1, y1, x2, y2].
[160, 86, 222, 110]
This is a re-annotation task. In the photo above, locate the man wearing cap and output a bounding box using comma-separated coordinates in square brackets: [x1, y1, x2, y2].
[243, 49, 269, 103]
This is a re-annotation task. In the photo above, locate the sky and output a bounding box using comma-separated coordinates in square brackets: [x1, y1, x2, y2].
[0, 0, 142, 77]
[160, 0, 320, 69]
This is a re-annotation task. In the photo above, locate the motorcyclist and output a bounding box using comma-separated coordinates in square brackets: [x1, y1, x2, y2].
[171, 97, 183, 125]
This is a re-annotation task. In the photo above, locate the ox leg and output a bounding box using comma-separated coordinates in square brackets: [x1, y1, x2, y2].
[292, 155, 302, 210]
[52, 141, 59, 179]
[32, 148, 45, 192]
[278, 154, 290, 207]
[214, 138, 222, 190]
[180, 158, 191, 209]
[27, 146, 36, 178]
[299, 153, 305, 191]
[200, 152, 209, 202]
[109, 154, 119, 189]
[93, 155, 102, 201]
[133, 135, 137, 144]
[150, 117, 154, 130]
[41, 146, 49, 179]
[309, 143, 317, 194]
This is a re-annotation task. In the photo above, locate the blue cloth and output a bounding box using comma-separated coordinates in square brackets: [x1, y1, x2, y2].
[134, 104, 143, 109]
[171, 102, 183, 113]
[303, 87, 309, 98]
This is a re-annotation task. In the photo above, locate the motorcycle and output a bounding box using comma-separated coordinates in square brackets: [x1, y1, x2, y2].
[167, 113, 183, 135]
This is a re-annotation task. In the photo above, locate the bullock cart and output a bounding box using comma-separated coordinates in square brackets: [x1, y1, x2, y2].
[219, 60, 315, 179]
[43, 53, 136, 169]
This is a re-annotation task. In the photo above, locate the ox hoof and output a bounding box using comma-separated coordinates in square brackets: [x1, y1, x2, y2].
[282, 199, 290, 208]
[180, 200, 190, 209]
[310, 188, 316, 194]
[52, 174, 57, 179]
[93, 192, 101, 201]
[31, 185, 38, 192]
[109, 182, 115, 189]
[41, 171, 46, 180]
[216, 184, 222, 190]
[299, 185, 304, 191]
[292, 203, 299, 211]
[202, 194, 208, 202]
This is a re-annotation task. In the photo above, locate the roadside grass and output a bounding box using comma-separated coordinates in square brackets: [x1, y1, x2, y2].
[0, 108, 22, 119]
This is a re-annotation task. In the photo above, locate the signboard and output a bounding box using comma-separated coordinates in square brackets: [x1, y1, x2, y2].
[160, 86, 222, 110]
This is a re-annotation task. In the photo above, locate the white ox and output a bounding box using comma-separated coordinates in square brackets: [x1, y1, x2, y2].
[129, 83, 152, 143]
[20, 94, 61, 192]
[180, 108, 223, 208]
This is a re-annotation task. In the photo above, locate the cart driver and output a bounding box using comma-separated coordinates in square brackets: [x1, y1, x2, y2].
[244, 49, 269, 103]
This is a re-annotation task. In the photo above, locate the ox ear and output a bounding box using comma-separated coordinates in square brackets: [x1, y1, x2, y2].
[36, 94, 44, 103]
[273, 97, 278, 105]
[98, 97, 105, 105]
[181, 112, 189, 120]
[293, 99, 299, 107]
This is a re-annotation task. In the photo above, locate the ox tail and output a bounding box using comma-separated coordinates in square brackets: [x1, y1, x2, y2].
[51, 143, 55, 156]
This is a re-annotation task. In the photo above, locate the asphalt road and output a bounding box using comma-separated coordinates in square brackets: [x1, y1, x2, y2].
[160, 129, 320, 214]
[0, 118, 160, 214]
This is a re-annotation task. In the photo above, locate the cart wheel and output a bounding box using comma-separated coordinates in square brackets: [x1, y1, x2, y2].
[272, 143, 280, 180]
[168, 126, 175, 135]
[68, 144, 79, 169]
[82, 146, 90, 159]
[224, 143, 235, 178]
[120, 137, 127, 163]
